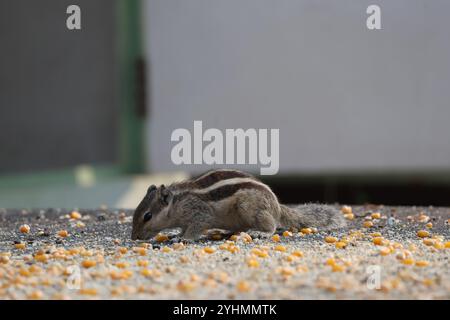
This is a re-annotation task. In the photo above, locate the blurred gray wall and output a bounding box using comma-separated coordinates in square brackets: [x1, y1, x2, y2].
[144, 0, 450, 175]
[0, 0, 118, 174]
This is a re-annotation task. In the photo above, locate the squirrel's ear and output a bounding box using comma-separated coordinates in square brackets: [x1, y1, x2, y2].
[147, 185, 157, 195]
[160, 186, 172, 205]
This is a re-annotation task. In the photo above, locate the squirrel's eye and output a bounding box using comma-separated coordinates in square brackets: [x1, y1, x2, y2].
[143, 211, 152, 222]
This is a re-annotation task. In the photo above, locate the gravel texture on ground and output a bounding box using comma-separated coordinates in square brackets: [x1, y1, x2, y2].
[0, 205, 449, 300]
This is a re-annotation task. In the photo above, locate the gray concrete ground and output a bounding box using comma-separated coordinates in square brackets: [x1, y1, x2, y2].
[0, 205, 449, 299]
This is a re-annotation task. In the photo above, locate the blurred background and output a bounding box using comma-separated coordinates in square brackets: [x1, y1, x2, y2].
[1, 0, 450, 209]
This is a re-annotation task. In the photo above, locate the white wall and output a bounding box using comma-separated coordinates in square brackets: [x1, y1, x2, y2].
[143, 0, 450, 175]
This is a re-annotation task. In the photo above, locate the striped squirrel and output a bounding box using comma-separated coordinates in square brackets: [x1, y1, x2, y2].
[131, 169, 346, 240]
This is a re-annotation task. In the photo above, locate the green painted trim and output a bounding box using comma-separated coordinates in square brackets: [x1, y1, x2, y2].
[0, 165, 122, 190]
[117, 0, 146, 174]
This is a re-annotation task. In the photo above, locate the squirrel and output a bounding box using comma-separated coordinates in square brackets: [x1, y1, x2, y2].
[131, 169, 346, 240]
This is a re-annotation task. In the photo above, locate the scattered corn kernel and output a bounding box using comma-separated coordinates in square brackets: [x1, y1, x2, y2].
[335, 241, 347, 249]
[425, 222, 433, 229]
[57, 230, 69, 238]
[379, 247, 391, 256]
[173, 243, 185, 251]
[70, 211, 82, 220]
[343, 213, 354, 220]
[177, 281, 196, 292]
[341, 206, 352, 214]
[79, 288, 97, 296]
[331, 264, 345, 272]
[246, 258, 259, 268]
[274, 245, 287, 252]
[363, 221, 374, 228]
[325, 236, 338, 243]
[28, 291, 43, 300]
[401, 258, 415, 265]
[81, 260, 96, 268]
[417, 230, 430, 238]
[415, 260, 429, 267]
[161, 246, 172, 253]
[154, 233, 169, 243]
[371, 212, 381, 219]
[282, 231, 292, 237]
[236, 281, 251, 292]
[136, 260, 149, 267]
[291, 250, 304, 257]
[115, 262, 129, 269]
[445, 241, 450, 248]
[271, 234, 280, 242]
[19, 224, 30, 234]
[373, 237, 384, 246]
[118, 247, 128, 254]
[203, 247, 216, 254]
[14, 242, 26, 250]
[300, 228, 312, 235]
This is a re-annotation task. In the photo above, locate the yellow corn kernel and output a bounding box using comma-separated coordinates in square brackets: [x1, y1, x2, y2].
[445, 241, 450, 248]
[277, 267, 295, 276]
[236, 280, 251, 292]
[372, 237, 384, 246]
[415, 260, 429, 267]
[57, 230, 69, 238]
[370, 232, 382, 237]
[70, 211, 82, 220]
[240, 232, 253, 243]
[274, 245, 287, 252]
[229, 234, 239, 241]
[417, 230, 430, 238]
[81, 260, 96, 268]
[425, 222, 433, 229]
[14, 242, 26, 250]
[291, 250, 304, 257]
[379, 247, 391, 256]
[401, 258, 415, 265]
[271, 234, 280, 242]
[203, 247, 216, 254]
[433, 241, 445, 250]
[325, 236, 337, 243]
[251, 248, 268, 258]
[363, 221, 374, 228]
[19, 224, 30, 234]
[331, 264, 345, 272]
[19, 268, 31, 277]
[140, 269, 154, 277]
[79, 288, 97, 296]
[286, 255, 298, 262]
[341, 206, 352, 214]
[161, 246, 172, 253]
[422, 238, 435, 246]
[154, 233, 169, 243]
[371, 212, 381, 219]
[300, 228, 312, 235]
[177, 281, 196, 292]
[246, 258, 259, 268]
[325, 258, 336, 266]
[34, 253, 48, 263]
[282, 231, 293, 237]
[28, 291, 43, 300]
[344, 213, 355, 220]
[136, 260, 149, 267]
[117, 247, 128, 254]
[173, 243, 185, 251]
[115, 262, 129, 269]
[335, 241, 347, 249]
[133, 247, 147, 256]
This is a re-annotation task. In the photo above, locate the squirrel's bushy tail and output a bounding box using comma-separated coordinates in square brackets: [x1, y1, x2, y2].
[279, 203, 346, 230]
